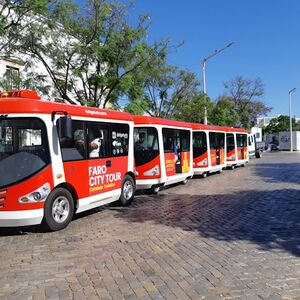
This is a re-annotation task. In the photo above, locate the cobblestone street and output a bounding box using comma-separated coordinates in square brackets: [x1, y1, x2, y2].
[1, 152, 300, 300]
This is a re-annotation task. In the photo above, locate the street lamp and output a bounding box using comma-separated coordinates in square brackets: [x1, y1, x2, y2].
[201, 42, 235, 124]
[288, 88, 296, 152]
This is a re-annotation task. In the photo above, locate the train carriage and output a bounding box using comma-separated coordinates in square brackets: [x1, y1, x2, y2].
[0, 90, 135, 230]
[225, 127, 249, 169]
[191, 123, 226, 177]
[133, 116, 193, 193]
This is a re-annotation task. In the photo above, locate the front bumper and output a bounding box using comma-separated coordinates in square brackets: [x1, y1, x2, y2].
[0, 209, 44, 227]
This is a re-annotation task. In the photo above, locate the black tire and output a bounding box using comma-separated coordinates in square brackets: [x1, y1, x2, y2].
[42, 188, 74, 232]
[231, 165, 235, 170]
[202, 172, 207, 178]
[119, 175, 135, 206]
[150, 186, 160, 194]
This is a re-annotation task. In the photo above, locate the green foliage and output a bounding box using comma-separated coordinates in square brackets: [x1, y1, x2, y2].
[223, 76, 272, 129]
[124, 98, 149, 115]
[0, 0, 273, 127]
[2, 0, 164, 107]
[134, 55, 200, 118]
[0, 0, 52, 47]
[210, 96, 239, 126]
[264, 115, 300, 133]
[174, 92, 213, 123]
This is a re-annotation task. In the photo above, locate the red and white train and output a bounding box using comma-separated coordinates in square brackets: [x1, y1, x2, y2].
[133, 116, 193, 193]
[0, 90, 135, 231]
[0, 90, 249, 230]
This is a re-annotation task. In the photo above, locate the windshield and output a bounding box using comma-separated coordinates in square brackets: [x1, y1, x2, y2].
[0, 118, 50, 188]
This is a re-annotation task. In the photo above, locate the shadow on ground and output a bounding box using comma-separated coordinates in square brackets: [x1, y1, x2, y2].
[114, 188, 300, 257]
[253, 162, 300, 184]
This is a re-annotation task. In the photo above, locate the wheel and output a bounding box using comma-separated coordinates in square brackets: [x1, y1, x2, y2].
[255, 151, 262, 158]
[119, 175, 135, 206]
[43, 188, 74, 231]
[150, 186, 160, 194]
[202, 172, 207, 178]
[241, 164, 245, 167]
[218, 169, 223, 174]
[182, 178, 188, 185]
[231, 165, 235, 170]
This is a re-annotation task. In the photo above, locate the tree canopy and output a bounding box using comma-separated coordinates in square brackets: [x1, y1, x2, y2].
[223, 76, 272, 128]
[2, 0, 167, 107]
[0, 1, 273, 128]
[264, 115, 300, 134]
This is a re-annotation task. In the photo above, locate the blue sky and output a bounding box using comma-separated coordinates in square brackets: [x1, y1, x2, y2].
[78, 0, 300, 117]
[130, 0, 300, 118]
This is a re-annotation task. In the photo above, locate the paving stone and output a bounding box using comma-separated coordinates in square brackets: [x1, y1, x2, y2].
[0, 152, 300, 299]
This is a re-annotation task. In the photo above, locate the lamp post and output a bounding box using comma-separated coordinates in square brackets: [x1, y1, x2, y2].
[288, 88, 296, 152]
[201, 42, 235, 125]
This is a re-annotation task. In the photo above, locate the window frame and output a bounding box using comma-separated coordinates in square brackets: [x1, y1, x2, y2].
[58, 119, 130, 162]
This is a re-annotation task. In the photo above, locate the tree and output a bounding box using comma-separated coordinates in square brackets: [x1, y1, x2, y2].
[3, 0, 164, 107]
[264, 115, 300, 134]
[174, 92, 213, 123]
[223, 76, 272, 128]
[210, 96, 239, 126]
[135, 60, 200, 118]
[0, 0, 54, 51]
[124, 98, 149, 115]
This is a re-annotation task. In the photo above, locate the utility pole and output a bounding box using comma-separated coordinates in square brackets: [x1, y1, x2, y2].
[201, 42, 235, 124]
[288, 88, 296, 152]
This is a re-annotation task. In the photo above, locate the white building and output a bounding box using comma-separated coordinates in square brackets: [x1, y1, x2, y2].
[256, 116, 300, 127]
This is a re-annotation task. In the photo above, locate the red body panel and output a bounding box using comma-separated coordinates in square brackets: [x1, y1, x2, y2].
[210, 149, 217, 166]
[135, 156, 161, 180]
[226, 149, 236, 161]
[0, 166, 54, 211]
[193, 152, 209, 168]
[133, 116, 192, 128]
[237, 147, 248, 160]
[165, 153, 176, 176]
[0, 98, 133, 122]
[180, 152, 190, 173]
[220, 149, 225, 165]
[63, 156, 128, 199]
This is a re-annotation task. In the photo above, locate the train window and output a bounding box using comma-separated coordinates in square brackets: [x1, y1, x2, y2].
[226, 133, 235, 152]
[111, 123, 129, 157]
[193, 131, 207, 158]
[180, 130, 190, 152]
[87, 123, 109, 159]
[134, 127, 159, 167]
[59, 120, 87, 161]
[162, 128, 174, 153]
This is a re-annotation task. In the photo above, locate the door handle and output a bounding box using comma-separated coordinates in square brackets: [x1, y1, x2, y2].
[106, 160, 112, 167]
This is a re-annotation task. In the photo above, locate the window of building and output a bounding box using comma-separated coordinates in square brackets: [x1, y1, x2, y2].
[5, 66, 20, 89]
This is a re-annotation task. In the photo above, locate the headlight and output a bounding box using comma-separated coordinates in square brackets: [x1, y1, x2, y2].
[18, 183, 51, 204]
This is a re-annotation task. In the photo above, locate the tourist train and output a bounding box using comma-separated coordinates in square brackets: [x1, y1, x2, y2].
[0, 90, 248, 230]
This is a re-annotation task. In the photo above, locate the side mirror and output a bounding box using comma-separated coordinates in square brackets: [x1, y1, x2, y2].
[57, 116, 72, 139]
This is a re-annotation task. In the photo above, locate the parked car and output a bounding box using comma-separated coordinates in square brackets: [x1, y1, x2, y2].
[269, 141, 279, 151]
